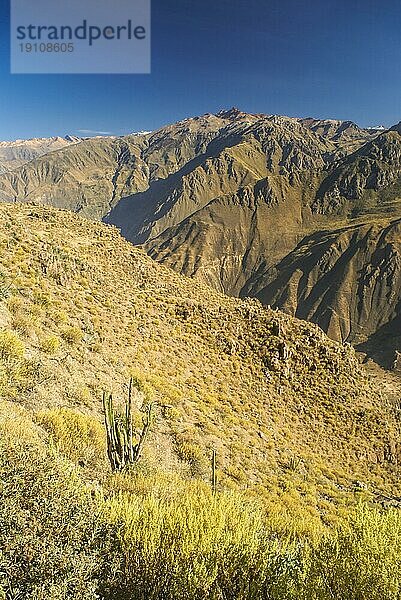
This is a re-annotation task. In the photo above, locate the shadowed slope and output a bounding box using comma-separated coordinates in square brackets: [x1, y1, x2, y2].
[0, 202, 399, 516]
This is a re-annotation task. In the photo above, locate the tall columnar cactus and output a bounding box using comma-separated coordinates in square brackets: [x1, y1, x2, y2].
[103, 378, 153, 472]
[211, 449, 217, 494]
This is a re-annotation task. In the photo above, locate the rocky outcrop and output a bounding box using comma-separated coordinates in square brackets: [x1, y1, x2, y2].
[313, 129, 401, 215]
[4, 110, 401, 363]
[244, 219, 401, 364]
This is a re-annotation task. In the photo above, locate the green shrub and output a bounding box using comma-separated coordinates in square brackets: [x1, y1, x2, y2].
[40, 335, 61, 354]
[0, 329, 24, 361]
[2, 429, 401, 600]
[0, 433, 104, 599]
[3, 403, 401, 600]
[61, 326, 83, 345]
[0, 331, 32, 398]
[100, 483, 305, 600]
[307, 505, 401, 600]
[36, 407, 106, 469]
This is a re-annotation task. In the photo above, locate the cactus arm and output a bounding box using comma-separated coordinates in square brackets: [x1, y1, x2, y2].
[103, 383, 154, 471]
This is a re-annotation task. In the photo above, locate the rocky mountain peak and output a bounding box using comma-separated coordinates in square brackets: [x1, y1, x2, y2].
[3, 110, 401, 366]
[216, 107, 251, 120]
[389, 122, 401, 134]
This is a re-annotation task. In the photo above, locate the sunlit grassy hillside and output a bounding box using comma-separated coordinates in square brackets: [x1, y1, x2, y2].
[0, 202, 399, 520]
[2, 397, 401, 600]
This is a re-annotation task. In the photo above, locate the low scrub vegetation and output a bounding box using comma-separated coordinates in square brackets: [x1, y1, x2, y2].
[1, 403, 401, 600]
[36, 406, 106, 470]
[0, 204, 400, 598]
[0, 203, 398, 515]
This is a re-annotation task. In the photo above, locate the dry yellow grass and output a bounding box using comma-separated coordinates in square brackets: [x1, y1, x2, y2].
[1, 351, 401, 600]
[0, 202, 399, 518]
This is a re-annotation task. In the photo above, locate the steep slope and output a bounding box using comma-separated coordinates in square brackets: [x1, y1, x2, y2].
[0, 135, 80, 174]
[0, 114, 233, 218]
[0, 202, 400, 516]
[299, 118, 381, 154]
[4, 110, 401, 361]
[0, 135, 149, 218]
[107, 115, 333, 245]
[244, 218, 401, 359]
[144, 181, 306, 295]
[107, 113, 339, 299]
[312, 125, 401, 216]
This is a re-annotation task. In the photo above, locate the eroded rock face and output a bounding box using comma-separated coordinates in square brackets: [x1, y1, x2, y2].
[3, 110, 401, 362]
[313, 129, 401, 215]
[0, 136, 80, 174]
[243, 220, 401, 363]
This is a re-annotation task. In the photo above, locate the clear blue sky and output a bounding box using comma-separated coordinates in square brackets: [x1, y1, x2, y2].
[1, 0, 401, 140]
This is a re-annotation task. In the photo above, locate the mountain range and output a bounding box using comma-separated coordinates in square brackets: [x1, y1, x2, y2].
[0, 202, 399, 514]
[1, 108, 401, 365]
[2, 117, 401, 595]
[0, 135, 80, 174]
